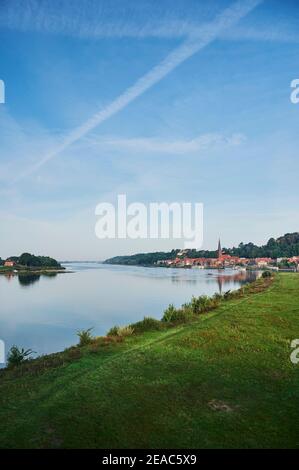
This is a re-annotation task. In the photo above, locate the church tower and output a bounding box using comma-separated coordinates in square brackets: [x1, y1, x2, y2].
[218, 238, 222, 259]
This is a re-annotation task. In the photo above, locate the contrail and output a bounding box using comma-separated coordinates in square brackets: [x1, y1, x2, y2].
[14, 0, 262, 182]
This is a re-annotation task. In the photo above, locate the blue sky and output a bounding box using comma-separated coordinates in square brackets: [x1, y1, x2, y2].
[0, 0, 299, 260]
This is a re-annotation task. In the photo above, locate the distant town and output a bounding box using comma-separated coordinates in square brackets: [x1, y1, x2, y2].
[105, 232, 299, 271]
[157, 239, 299, 271]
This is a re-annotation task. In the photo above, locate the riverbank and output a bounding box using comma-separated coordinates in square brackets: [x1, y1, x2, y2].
[0, 273, 298, 448]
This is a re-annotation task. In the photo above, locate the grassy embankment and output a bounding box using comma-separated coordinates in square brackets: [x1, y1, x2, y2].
[0, 274, 298, 448]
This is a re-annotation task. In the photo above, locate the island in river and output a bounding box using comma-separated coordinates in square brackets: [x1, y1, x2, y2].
[0, 252, 67, 275]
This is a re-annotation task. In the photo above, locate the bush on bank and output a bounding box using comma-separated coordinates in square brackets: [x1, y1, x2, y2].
[129, 316, 165, 333]
[107, 325, 134, 337]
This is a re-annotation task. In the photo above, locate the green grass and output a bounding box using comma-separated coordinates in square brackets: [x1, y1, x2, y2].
[0, 273, 299, 448]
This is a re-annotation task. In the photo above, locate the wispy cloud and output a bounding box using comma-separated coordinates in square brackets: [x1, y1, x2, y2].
[86, 133, 246, 154]
[11, 0, 262, 183]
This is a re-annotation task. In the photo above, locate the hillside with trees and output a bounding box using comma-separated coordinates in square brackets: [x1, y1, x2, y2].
[17, 253, 61, 268]
[227, 232, 299, 258]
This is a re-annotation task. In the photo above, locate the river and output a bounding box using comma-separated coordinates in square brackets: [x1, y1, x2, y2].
[0, 263, 258, 363]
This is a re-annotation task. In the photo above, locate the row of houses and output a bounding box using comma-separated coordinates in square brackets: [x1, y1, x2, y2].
[157, 255, 272, 269]
[157, 239, 299, 269]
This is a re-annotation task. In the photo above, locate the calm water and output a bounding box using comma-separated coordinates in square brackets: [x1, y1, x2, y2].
[0, 263, 258, 362]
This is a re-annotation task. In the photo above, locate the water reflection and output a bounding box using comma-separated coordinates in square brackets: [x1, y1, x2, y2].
[42, 272, 58, 280]
[215, 270, 259, 294]
[2, 272, 15, 282]
[169, 269, 259, 293]
[17, 272, 58, 287]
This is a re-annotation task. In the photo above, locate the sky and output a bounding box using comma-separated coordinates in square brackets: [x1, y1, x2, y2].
[0, 0, 299, 260]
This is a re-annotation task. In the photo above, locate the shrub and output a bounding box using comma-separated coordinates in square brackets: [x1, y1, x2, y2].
[130, 317, 163, 333]
[184, 295, 215, 315]
[213, 292, 223, 302]
[162, 304, 177, 322]
[107, 325, 134, 337]
[262, 270, 272, 278]
[77, 327, 94, 346]
[88, 342, 102, 354]
[107, 325, 119, 336]
[170, 308, 193, 323]
[194, 295, 212, 313]
[223, 290, 232, 300]
[162, 304, 193, 323]
[104, 335, 123, 344]
[66, 348, 82, 360]
[211, 292, 222, 307]
[7, 345, 34, 368]
[117, 326, 134, 337]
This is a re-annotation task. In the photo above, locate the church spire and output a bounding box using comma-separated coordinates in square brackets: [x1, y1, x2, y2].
[218, 238, 222, 259]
